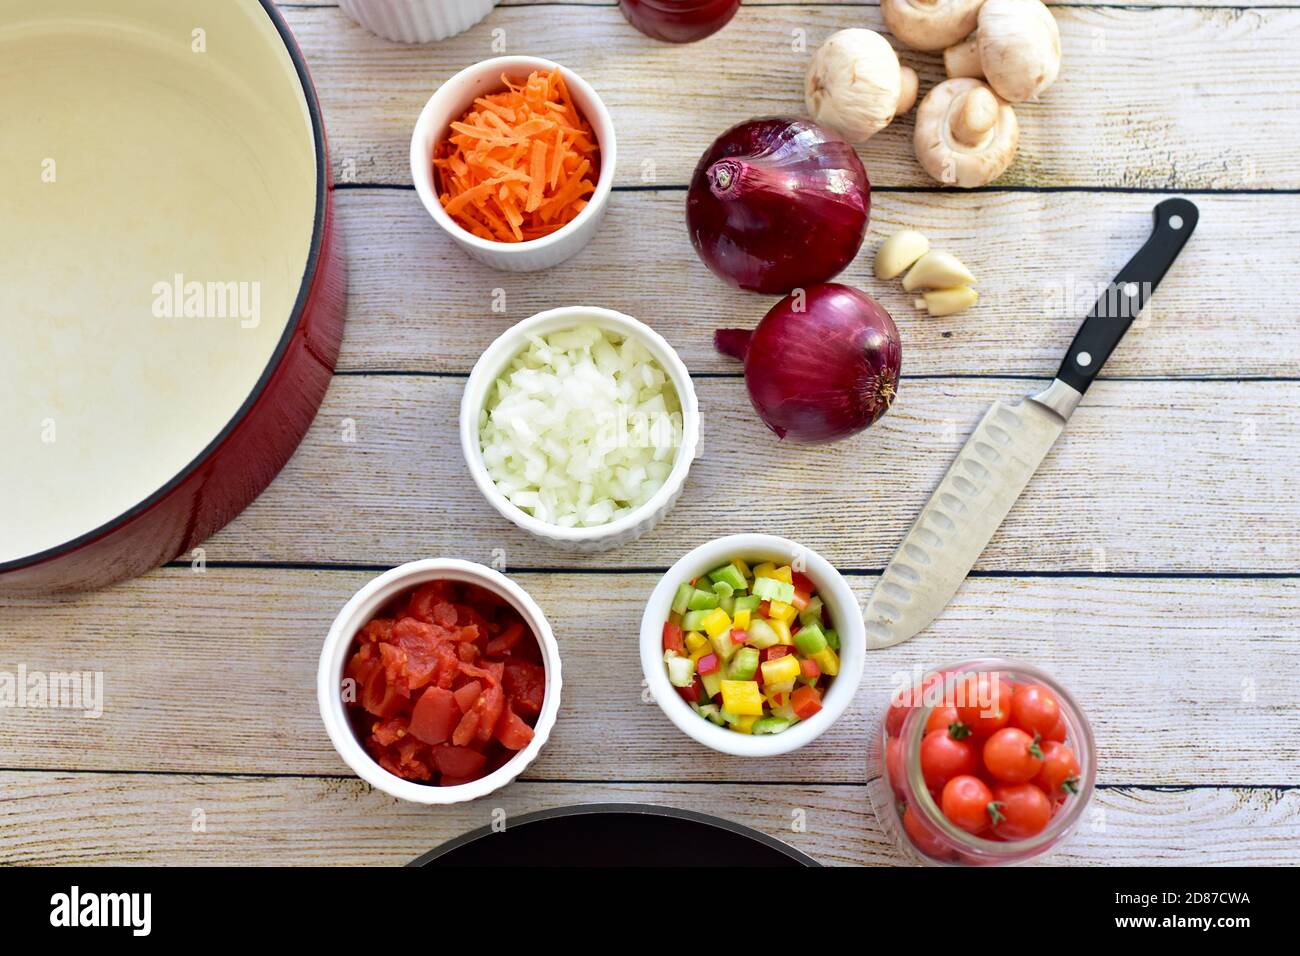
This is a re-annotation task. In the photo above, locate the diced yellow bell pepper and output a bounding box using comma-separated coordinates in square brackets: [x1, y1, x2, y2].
[767, 600, 797, 624]
[760, 654, 802, 686]
[732, 608, 751, 630]
[771, 565, 794, 584]
[769, 618, 793, 645]
[731, 557, 752, 580]
[700, 608, 732, 639]
[753, 562, 777, 579]
[811, 647, 840, 677]
[720, 679, 765, 716]
[732, 714, 759, 734]
[684, 631, 708, 653]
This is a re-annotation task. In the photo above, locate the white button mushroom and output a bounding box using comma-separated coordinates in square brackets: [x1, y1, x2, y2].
[913, 78, 1020, 187]
[943, 0, 1062, 102]
[805, 29, 919, 144]
[881, 0, 986, 53]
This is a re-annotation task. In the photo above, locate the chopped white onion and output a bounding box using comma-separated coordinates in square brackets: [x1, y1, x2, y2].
[479, 325, 683, 528]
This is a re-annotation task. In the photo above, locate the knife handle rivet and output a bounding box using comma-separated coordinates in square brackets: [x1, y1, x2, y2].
[1168, 214, 1184, 230]
[1122, 282, 1139, 297]
[1076, 351, 1093, 367]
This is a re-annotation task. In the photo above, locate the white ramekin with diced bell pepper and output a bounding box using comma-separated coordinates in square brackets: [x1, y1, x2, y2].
[640, 534, 865, 757]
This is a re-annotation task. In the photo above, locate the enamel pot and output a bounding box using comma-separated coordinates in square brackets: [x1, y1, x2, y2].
[0, 0, 346, 592]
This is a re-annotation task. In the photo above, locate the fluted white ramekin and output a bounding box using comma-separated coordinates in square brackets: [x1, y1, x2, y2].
[317, 558, 561, 805]
[460, 307, 700, 552]
[338, 0, 497, 44]
[411, 56, 617, 272]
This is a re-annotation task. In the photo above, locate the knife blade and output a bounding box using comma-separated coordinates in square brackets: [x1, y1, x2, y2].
[863, 198, 1200, 649]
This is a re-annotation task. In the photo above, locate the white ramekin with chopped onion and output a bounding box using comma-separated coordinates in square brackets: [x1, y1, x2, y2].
[460, 307, 700, 551]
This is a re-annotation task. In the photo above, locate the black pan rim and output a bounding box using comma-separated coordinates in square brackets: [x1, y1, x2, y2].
[406, 803, 821, 867]
[0, 0, 331, 576]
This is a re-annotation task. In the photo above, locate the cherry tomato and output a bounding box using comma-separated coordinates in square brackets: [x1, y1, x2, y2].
[954, 673, 1011, 738]
[1044, 713, 1067, 743]
[990, 783, 1053, 840]
[902, 804, 952, 860]
[982, 727, 1045, 783]
[925, 706, 961, 735]
[1011, 684, 1061, 736]
[941, 774, 995, 834]
[1034, 741, 1081, 800]
[920, 728, 979, 790]
[885, 736, 907, 796]
[885, 699, 910, 737]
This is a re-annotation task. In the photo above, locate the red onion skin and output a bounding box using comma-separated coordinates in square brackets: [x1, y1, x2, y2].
[716, 284, 901, 444]
[687, 117, 870, 295]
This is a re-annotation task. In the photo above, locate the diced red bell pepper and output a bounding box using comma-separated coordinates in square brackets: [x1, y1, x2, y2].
[730, 627, 748, 644]
[675, 676, 703, 704]
[697, 653, 720, 676]
[800, 658, 821, 679]
[791, 685, 823, 720]
[760, 645, 790, 662]
[758, 600, 771, 617]
[662, 620, 685, 654]
[792, 570, 817, 594]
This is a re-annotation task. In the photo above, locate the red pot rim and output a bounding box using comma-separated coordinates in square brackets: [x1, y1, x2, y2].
[0, 0, 331, 575]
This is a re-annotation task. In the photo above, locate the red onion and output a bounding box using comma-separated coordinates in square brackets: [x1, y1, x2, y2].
[716, 284, 901, 443]
[687, 117, 870, 295]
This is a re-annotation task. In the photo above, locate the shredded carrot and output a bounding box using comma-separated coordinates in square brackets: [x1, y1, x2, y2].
[434, 69, 600, 244]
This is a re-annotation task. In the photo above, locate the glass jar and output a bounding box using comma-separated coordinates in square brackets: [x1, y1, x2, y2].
[618, 0, 742, 44]
[869, 659, 1096, 865]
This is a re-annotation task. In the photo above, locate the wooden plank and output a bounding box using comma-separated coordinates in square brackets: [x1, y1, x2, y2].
[285, 5, 1300, 189]
[0, 772, 1293, 865]
[1, 570, 1294, 781]
[334, 189, 1297, 377]
[185, 375, 1300, 573]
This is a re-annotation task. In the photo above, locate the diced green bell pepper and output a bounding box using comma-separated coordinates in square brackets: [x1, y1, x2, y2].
[727, 646, 760, 681]
[681, 609, 711, 632]
[708, 563, 749, 592]
[687, 588, 720, 611]
[751, 716, 792, 735]
[712, 580, 734, 600]
[798, 596, 824, 626]
[752, 576, 796, 603]
[823, 627, 840, 651]
[793, 622, 828, 656]
[732, 594, 761, 613]
[671, 582, 694, 616]
[697, 703, 725, 725]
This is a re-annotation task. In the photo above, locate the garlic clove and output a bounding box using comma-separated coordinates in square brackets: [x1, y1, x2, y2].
[902, 250, 976, 291]
[875, 230, 931, 280]
[917, 286, 979, 316]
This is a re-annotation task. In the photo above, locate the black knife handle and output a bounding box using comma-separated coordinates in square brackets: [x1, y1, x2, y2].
[1056, 198, 1199, 394]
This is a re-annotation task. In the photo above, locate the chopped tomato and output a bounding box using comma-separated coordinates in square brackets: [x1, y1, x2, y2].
[433, 745, 487, 779]
[453, 680, 482, 713]
[344, 579, 546, 788]
[408, 686, 459, 745]
[791, 570, 817, 594]
[790, 685, 822, 720]
[800, 658, 820, 679]
[495, 707, 536, 750]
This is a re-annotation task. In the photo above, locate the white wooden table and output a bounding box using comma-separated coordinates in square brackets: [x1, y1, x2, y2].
[2, 0, 1298, 865]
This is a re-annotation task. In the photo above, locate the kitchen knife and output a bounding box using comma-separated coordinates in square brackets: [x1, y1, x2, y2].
[863, 198, 1199, 649]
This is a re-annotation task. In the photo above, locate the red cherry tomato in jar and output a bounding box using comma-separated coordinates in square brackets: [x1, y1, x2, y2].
[920, 728, 979, 790]
[1043, 713, 1068, 743]
[885, 697, 910, 737]
[902, 804, 952, 860]
[954, 673, 1011, 738]
[885, 736, 907, 796]
[925, 706, 962, 735]
[982, 727, 1045, 784]
[1034, 741, 1081, 800]
[1011, 683, 1061, 737]
[989, 783, 1053, 840]
[941, 774, 995, 835]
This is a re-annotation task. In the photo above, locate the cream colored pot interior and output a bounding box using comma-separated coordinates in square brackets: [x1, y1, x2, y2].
[0, 0, 318, 564]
